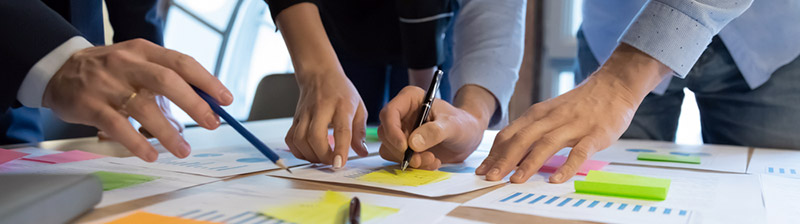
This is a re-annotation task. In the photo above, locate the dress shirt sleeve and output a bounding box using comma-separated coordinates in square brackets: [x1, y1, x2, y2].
[17, 37, 94, 108]
[449, 0, 526, 129]
[620, 0, 753, 77]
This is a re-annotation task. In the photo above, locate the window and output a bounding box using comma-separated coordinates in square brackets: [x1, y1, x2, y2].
[163, 0, 293, 125]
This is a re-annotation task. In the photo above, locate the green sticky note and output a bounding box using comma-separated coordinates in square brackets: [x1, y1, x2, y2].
[366, 127, 380, 141]
[637, 153, 701, 164]
[574, 170, 671, 200]
[92, 171, 159, 191]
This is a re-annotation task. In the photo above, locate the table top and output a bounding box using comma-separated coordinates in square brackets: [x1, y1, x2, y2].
[6, 118, 750, 224]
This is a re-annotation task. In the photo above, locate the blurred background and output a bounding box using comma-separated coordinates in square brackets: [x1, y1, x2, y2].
[93, 0, 702, 144]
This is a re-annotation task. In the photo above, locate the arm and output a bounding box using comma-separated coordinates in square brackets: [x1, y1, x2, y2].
[479, 0, 753, 184]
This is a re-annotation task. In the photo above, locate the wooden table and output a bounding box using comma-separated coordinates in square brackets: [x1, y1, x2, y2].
[2, 118, 601, 223]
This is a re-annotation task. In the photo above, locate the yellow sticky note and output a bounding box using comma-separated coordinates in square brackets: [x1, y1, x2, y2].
[106, 211, 220, 224]
[260, 191, 398, 224]
[357, 169, 452, 186]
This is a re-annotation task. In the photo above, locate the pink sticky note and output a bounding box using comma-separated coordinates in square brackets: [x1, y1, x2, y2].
[0, 148, 29, 165]
[539, 155, 609, 176]
[22, 150, 106, 164]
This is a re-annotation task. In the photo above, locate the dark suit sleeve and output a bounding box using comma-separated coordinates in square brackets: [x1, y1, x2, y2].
[0, 1, 82, 111]
[265, 0, 320, 22]
[105, 0, 165, 46]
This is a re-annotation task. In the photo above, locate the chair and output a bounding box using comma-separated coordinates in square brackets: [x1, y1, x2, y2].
[248, 74, 300, 121]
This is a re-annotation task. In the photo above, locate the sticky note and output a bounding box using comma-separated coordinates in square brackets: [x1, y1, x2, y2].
[106, 211, 220, 224]
[358, 169, 452, 186]
[0, 149, 29, 165]
[637, 153, 701, 164]
[92, 171, 159, 191]
[539, 155, 609, 176]
[260, 191, 398, 224]
[22, 150, 105, 164]
[575, 170, 671, 200]
[366, 127, 380, 141]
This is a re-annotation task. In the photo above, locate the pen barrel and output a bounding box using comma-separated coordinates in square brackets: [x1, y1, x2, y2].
[414, 103, 432, 128]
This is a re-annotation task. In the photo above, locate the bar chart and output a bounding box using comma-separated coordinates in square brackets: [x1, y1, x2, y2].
[177, 209, 283, 224]
[766, 166, 799, 178]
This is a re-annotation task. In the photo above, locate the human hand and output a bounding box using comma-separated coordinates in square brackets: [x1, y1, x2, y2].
[98, 95, 184, 139]
[476, 44, 672, 183]
[285, 68, 369, 168]
[379, 85, 495, 170]
[43, 39, 232, 162]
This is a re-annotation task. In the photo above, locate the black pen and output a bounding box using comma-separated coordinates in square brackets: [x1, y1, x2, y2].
[347, 196, 360, 224]
[401, 70, 443, 171]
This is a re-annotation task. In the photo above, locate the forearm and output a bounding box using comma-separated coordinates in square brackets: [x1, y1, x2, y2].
[453, 84, 497, 128]
[274, 3, 341, 81]
[594, 43, 673, 102]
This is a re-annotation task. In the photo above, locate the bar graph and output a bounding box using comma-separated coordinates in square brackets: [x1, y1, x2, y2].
[177, 209, 284, 224]
[766, 166, 799, 178]
[496, 192, 691, 222]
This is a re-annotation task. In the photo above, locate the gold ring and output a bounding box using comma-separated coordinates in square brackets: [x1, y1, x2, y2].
[120, 92, 137, 110]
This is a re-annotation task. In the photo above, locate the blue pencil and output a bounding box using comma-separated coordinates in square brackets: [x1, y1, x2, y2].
[192, 86, 291, 173]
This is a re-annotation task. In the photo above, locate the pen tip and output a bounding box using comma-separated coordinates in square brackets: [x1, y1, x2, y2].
[400, 161, 409, 171]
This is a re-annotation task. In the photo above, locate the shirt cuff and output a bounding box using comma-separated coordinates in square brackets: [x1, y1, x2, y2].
[619, 1, 715, 78]
[17, 36, 93, 108]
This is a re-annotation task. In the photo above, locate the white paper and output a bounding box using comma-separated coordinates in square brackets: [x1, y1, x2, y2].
[575, 140, 749, 173]
[269, 153, 506, 197]
[747, 148, 800, 179]
[760, 175, 800, 224]
[5, 158, 219, 207]
[99, 184, 460, 224]
[463, 165, 765, 224]
[109, 145, 309, 177]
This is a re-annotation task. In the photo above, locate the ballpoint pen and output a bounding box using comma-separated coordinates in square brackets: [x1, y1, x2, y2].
[193, 86, 292, 173]
[401, 70, 443, 171]
[348, 196, 361, 224]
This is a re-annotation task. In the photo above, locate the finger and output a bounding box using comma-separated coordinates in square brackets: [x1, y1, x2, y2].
[416, 152, 438, 170]
[292, 111, 320, 163]
[127, 91, 190, 158]
[408, 121, 448, 152]
[550, 138, 596, 183]
[484, 117, 569, 181]
[123, 39, 233, 106]
[91, 103, 157, 162]
[379, 86, 424, 150]
[285, 116, 305, 160]
[379, 144, 403, 163]
[350, 103, 369, 157]
[307, 107, 335, 165]
[332, 107, 354, 168]
[124, 62, 220, 130]
[509, 127, 576, 183]
[409, 153, 422, 168]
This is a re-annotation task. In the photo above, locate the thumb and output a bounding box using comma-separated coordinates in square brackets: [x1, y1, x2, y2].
[408, 120, 451, 152]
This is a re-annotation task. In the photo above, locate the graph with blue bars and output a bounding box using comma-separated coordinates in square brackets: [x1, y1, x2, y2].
[498, 192, 691, 222]
[766, 166, 799, 178]
[177, 209, 285, 224]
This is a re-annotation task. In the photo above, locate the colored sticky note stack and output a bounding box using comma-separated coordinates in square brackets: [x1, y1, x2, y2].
[358, 169, 453, 186]
[637, 153, 701, 164]
[260, 191, 398, 224]
[574, 170, 671, 200]
[92, 171, 159, 191]
[538, 155, 609, 176]
[106, 211, 219, 224]
[22, 150, 105, 164]
[366, 127, 380, 141]
[0, 148, 29, 165]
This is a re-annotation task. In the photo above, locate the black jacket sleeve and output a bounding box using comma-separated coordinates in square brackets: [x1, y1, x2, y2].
[0, 1, 82, 111]
[105, 0, 165, 46]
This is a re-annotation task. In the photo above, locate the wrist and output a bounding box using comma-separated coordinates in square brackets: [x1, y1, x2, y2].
[595, 43, 672, 99]
[453, 84, 497, 128]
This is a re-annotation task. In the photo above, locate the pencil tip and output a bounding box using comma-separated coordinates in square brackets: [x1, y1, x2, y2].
[286, 168, 293, 174]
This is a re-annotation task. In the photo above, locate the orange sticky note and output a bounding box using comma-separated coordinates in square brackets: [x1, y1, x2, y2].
[106, 211, 220, 224]
[22, 150, 105, 164]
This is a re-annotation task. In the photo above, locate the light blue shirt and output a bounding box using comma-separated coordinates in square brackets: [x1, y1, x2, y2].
[583, 0, 800, 94]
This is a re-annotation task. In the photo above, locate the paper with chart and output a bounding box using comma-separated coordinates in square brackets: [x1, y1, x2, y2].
[747, 148, 800, 178]
[760, 175, 800, 224]
[463, 165, 765, 224]
[101, 184, 459, 224]
[269, 153, 506, 197]
[6, 158, 219, 207]
[569, 140, 748, 173]
[110, 145, 308, 177]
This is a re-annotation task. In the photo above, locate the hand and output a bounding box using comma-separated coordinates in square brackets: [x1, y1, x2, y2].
[44, 39, 232, 162]
[98, 95, 184, 139]
[476, 44, 672, 183]
[378, 85, 496, 170]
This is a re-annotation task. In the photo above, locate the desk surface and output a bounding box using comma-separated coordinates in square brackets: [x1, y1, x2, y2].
[8, 118, 740, 224]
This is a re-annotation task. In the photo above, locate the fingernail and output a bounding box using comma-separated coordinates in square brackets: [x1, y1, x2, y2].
[205, 112, 220, 128]
[220, 90, 233, 104]
[476, 164, 488, 173]
[489, 168, 500, 176]
[411, 134, 425, 148]
[333, 155, 343, 169]
[361, 139, 368, 151]
[552, 173, 563, 182]
[512, 169, 524, 179]
[179, 140, 191, 158]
